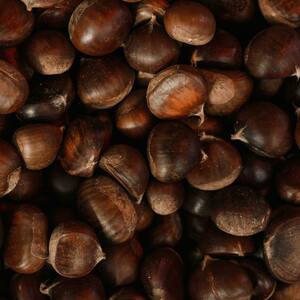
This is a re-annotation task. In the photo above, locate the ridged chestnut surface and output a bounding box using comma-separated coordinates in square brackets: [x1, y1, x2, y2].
[77, 176, 137, 244]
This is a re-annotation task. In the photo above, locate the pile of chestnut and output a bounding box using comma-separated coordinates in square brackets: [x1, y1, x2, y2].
[1, 0, 300, 299]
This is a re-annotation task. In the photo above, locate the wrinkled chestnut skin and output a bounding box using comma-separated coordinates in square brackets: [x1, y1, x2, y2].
[109, 287, 147, 300]
[69, 0, 132, 56]
[4, 204, 48, 274]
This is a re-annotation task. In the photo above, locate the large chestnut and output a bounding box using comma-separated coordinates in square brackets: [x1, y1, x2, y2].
[4, 204, 48, 274]
[147, 121, 200, 182]
[69, 0, 132, 56]
[109, 287, 147, 300]
[77, 55, 135, 109]
[77, 176, 137, 244]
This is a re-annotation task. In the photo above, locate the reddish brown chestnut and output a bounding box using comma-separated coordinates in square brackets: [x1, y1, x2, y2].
[69, 0, 132, 56]
[4, 204, 48, 274]
[21, 0, 64, 10]
[77, 176, 137, 244]
[134, 201, 154, 231]
[109, 287, 147, 300]
[272, 282, 300, 300]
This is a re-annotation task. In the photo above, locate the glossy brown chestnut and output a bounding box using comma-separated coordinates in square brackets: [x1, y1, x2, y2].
[0, 139, 22, 197]
[186, 136, 242, 191]
[147, 121, 200, 182]
[245, 25, 300, 78]
[49, 221, 105, 278]
[164, 1, 216, 46]
[134, 201, 154, 231]
[41, 274, 105, 300]
[272, 282, 300, 300]
[99, 144, 149, 203]
[191, 29, 242, 69]
[78, 55, 135, 109]
[189, 257, 253, 300]
[98, 238, 143, 287]
[0, 0, 34, 46]
[200, 69, 253, 116]
[13, 124, 64, 170]
[4, 204, 48, 274]
[25, 31, 75, 75]
[0, 59, 29, 114]
[115, 90, 155, 139]
[212, 185, 271, 236]
[77, 176, 137, 244]
[147, 65, 207, 119]
[21, 0, 64, 10]
[59, 117, 105, 177]
[69, 0, 132, 56]
[232, 101, 293, 158]
[97, 112, 113, 151]
[146, 179, 184, 215]
[141, 248, 184, 300]
[264, 208, 300, 283]
[254, 78, 283, 99]
[109, 287, 147, 300]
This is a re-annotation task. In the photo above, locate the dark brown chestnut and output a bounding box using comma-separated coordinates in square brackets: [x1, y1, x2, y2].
[164, 1, 216, 46]
[212, 185, 271, 236]
[0, 0, 34, 46]
[96, 112, 113, 151]
[69, 0, 132, 56]
[186, 136, 242, 191]
[98, 238, 143, 287]
[232, 101, 293, 158]
[21, 0, 64, 10]
[0, 59, 29, 114]
[0, 139, 22, 197]
[59, 117, 106, 177]
[99, 144, 149, 203]
[13, 124, 64, 170]
[272, 282, 300, 300]
[189, 257, 253, 300]
[134, 201, 155, 231]
[4, 204, 48, 274]
[245, 25, 300, 78]
[77, 176, 137, 244]
[146, 179, 184, 215]
[115, 90, 155, 139]
[78, 55, 135, 109]
[254, 78, 283, 99]
[24, 31, 75, 75]
[147, 121, 200, 182]
[41, 274, 105, 300]
[49, 221, 105, 278]
[109, 287, 147, 300]
[141, 248, 184, 300]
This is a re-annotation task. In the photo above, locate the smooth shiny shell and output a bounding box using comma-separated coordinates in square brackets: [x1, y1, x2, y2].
[147, 121, 200, 182]
[147, 65, 207, 119]
[77, 56, 135, 109]
[69, 0, 132, 56]
[0, 59, 29, 114]
[212, 185, 271, 236]
[164, 1, 216, 46]
[13, 124, 64, 170]
[135, 201, 154, 231]
[99, 144, 149, 203]
[4, 204, 48, 274]
[21, 0, 64, 10]
[48, 221, 105, 278]
[77, 176, 137, 244]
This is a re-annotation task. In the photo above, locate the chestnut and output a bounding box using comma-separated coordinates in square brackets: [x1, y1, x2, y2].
[4, 204, 48, 274]
[77, 55, 135, 109]
[48, 221, 105, 278]
[96, 112, 113, 151]
[164, 1, 216, 46]
[99, 144, 149, 203]
[232, 101, 293, 158]
[254, 78, 283, 99]
[21, 0, 64, 10]
[245, 25, 300, 78]
[77, 176, 137, 244]
[13, 123, 64, 170]
[59, 117, 106, 177]
[146, 179, 184, 215]
[0, 139, 22, 197]
[147, 65, 207, 119]
[141, 248, 184, 300]
[115, 89, 155, 139]
[147, 121, 200, 182]
[0, 0, 34, 46]
[272, 282, 300, 300]
[186, 136, 242, 191]
[212, 185, 271, 236]
[24, 30, 75, 75]
[134, 201, 154, 231]
[69, 0, 132, 56]
[109, 287, 147, 300]
[98, 238, 143, 287]
[0, 59, 29, 114]
[189, 257, 253, 300]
